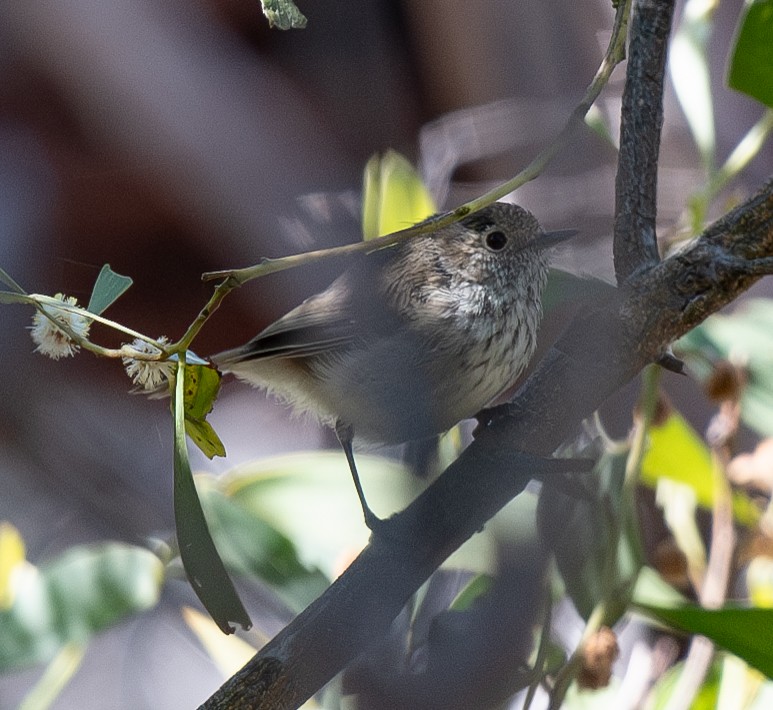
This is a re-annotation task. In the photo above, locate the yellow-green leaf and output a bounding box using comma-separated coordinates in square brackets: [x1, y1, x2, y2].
[361, 150, 436, 240]
[179, 363, 226, 459]
[640, 410, 760, 525]
[0, 266, 26, 294]
[0, 522, 26, 609]
[185, 418, 226, 459]
[183, 363, 221, 420]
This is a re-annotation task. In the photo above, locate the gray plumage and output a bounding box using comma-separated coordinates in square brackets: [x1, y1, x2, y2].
[213, 202, 570, 445]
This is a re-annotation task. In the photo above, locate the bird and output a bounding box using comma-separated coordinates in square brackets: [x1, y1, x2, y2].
[212, 202, 576, 528]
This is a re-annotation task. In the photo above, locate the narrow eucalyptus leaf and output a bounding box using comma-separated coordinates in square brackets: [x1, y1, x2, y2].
[636, 604, 773, 678]
[0, 266, 26, 294]
[173, 361, 251, 634]
[0, 291, 33, 305]
[87, 264, 133, 315]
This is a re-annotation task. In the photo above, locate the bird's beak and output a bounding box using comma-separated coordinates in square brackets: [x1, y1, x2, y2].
[537, 229, 579, 250]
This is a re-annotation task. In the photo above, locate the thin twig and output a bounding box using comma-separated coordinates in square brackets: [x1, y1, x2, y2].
[548, 604, 607, 710]
[523, 579, 554, 710]
[710, 109, 773, 202]
[201, 0, 632, 290]
[5, 292, 168, 360]
[171, 278, 234, 352]
[665, 108, 773, 244]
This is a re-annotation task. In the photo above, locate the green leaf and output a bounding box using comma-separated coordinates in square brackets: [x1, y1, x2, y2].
[670, 0, 716, 169]
[632, 566, 689, 608]
[260, 0, 307, 30]
[0, 543, 163, 671]
[220, 452, 406, 578]
[183, 363, 221, 420]
[640, 409, 760, 526]
[361, 150, 436, 240]
[584, 105, 617, 148]
[180, 364, 225, 459]
[196, 476, 329, 611]
[537, 450, 644, 620]
[728, 0, 773, 108]
[86, 264, 133, 315]
[185, 418, 226, 459]
[0, 291, 34, 305]
[449, 574, 493, 612]
[635, 603, 773, 678]
[173, 359, 250, 634]
[0, 266, 26, 294]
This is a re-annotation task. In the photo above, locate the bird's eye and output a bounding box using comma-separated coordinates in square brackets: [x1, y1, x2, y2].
[485, 230, 508, 251]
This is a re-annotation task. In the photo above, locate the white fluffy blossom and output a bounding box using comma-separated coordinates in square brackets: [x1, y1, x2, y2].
[122, 337, 174, 390]
[29, 293, 91, 360]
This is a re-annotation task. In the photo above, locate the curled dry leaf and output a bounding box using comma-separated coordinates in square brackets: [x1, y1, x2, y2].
[577, 626, 620, 690]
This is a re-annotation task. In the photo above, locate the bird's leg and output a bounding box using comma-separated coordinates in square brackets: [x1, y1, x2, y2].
[334, 420, 383, 531]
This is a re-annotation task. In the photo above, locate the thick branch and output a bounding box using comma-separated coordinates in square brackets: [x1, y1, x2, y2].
[201, 176, 773, 709]
[614, 0, 676, 282]
[201, 1, 767, 698]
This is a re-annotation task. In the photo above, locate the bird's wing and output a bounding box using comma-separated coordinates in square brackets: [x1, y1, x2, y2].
[213, 273, 363, 365]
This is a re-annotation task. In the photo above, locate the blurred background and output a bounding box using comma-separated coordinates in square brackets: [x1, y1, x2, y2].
[1, 0, 772, 707]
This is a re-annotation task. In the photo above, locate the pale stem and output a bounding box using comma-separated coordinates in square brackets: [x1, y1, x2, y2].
[201, 0, 632, 290]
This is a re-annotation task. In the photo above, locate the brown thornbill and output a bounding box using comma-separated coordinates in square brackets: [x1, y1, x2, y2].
[212, 203, 576, 529]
